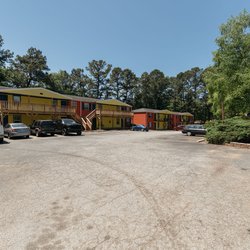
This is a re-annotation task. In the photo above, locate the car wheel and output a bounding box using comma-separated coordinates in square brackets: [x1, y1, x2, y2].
[77, 131, 81, 136]
[0, 138, 3, 143]
[51, 133, 55, 136]
[62, 129, 67, 136]
[26, 135, 29, 139]
[187, 132, 192, 136]
[36, 130, 40, 137]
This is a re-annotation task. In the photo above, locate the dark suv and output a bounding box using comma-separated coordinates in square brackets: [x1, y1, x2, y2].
[54, 118, 82, 136]
[182, 124, 206, 136]
[30, 120, 56, 137]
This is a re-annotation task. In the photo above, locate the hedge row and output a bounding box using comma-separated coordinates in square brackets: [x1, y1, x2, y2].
[205, 117, 250, 144]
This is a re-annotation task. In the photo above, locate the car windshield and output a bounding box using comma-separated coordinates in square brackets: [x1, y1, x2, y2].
[41, 121, 54, 126]
[11, 123, 27, 128]
[62, 119, 76, 125]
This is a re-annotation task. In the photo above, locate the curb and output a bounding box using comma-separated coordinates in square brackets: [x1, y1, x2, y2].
[227, 142, 250, 149]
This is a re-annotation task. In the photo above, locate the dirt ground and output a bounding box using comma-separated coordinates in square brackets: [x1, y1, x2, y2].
[0, 131, 250, 249]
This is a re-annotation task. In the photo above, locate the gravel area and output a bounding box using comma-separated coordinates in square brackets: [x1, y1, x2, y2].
[0, 131, 250, 249]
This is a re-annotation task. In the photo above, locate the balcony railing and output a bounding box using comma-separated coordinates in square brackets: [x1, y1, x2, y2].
[0, 101, 76, 114]
[96, 109, 133, 117]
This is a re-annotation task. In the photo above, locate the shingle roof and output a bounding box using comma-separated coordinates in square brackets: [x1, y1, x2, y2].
[132, 108, 171, 114]
[64, 94, 98, 103]
[97, 99, 131, 107]
[0, 87, 71, 100]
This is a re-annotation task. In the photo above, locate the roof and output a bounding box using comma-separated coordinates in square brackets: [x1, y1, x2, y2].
[0, 87, 71, 100]
[0, 86, 12, 89]
[64, 94, 98, 103]
[180, 112, 193, 117]
[96, 99, 131, 107]
[169, 111, 194, 116]
[133, 108, 172, 114]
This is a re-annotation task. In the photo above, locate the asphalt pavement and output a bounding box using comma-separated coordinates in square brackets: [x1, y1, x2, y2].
[0, 131, 250, 249]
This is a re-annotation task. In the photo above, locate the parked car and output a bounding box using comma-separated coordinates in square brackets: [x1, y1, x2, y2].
[30, 120, 56, 137]
[176, 124, 185, 131]
[0, 122, 4, 143]
[182, 124, 206, 136]
[4, 123, 30, 139]
[54, 118, 82, 136]
[131, 124, 149, 132]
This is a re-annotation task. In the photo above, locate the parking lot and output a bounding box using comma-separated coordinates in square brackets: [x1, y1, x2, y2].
[1, 131, 250, 249]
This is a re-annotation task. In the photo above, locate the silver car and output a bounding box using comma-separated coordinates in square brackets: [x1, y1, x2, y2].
[4, 123, 30, 139]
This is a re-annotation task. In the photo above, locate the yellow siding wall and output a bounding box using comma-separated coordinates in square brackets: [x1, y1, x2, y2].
[7, 114, 54, 125]
[21, 96, 29, 104]
[98, 104, 119, 111]
[96, 117, 122, 129]
[6, 94, 62, 107]
[8, 95, 12, 103]
[155, 114, 169, 130]
[29, 97, 52, 105]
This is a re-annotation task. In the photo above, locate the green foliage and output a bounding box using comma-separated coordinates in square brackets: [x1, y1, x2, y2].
[204, 10, 250, 118]
[138, 70, 170, 110]
[110, 67, 123, 100]
[10, 47, 49, 87]
[206, 117, 250, 144]
[47, 68, 88, 96]
[0, 35, 13, 68]
[86, 60, 112, 98]
[168, 67, 211, 121]
[120, 68, 137, 105]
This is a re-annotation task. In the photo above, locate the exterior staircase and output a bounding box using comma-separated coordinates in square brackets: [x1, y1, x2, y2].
[85, 109, 96, 130]
[72, 109, 96, 131]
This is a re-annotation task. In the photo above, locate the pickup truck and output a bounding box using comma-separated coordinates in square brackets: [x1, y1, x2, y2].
[54, 118, 82, 135]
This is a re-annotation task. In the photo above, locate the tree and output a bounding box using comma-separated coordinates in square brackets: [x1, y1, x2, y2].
[110, 67, 123, 100]
[120, 69, 137, 104]
[86, 60, 112, 98]
[139, 70, 170, 109]
[0, 35, 13, 84]
[70, 68, 89, 96]
[10, 47, 49, 88]
[204, 10, 250, 118]
[168, 67, 211, 121]
[48, 70, 70, 94]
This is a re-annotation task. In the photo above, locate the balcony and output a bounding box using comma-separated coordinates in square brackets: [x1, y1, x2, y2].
[0, 101, 76, 115]
[96, 109, 133, 117]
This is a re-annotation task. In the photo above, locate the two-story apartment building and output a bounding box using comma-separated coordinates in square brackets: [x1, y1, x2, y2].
[0, 87, 74, 126]
[132, 108, 193, 130]
[132, 108, 171, 130]
[95, 99, 132, 130]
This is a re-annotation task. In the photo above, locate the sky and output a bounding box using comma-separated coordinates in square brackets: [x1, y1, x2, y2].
[0, 0, 249, 77]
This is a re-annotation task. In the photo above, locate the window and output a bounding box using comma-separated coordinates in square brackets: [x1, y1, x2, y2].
[52, 99, 57, 106]
[13, 95, 21, 103]
[0, 94, 7, 101]
[148, 113, 152, 118]
[71, 101, 77, 108]
[61, 100, 67, 106]
[13, 114, 21, 123]
[90, 103, 96, 110]
[83, 103, 90, 110]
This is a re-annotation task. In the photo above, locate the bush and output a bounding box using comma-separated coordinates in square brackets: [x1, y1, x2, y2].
[206, 117, 250, 144]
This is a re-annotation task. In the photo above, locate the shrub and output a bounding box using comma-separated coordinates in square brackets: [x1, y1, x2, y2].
[206, 117, 250, 144]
